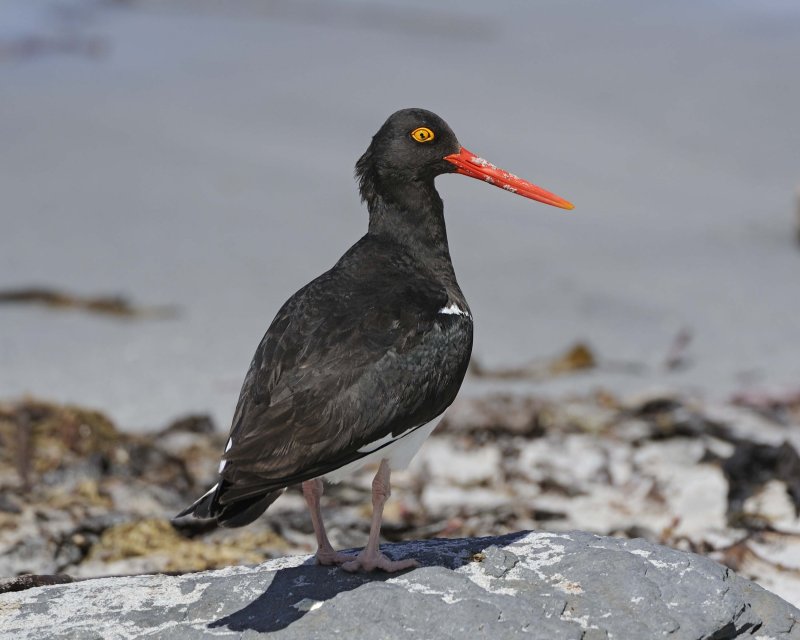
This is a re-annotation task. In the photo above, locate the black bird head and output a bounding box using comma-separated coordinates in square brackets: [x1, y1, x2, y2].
[356, 108, 574, 213]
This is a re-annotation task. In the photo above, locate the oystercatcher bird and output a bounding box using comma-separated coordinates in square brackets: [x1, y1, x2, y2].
[177, 108, 573, 572]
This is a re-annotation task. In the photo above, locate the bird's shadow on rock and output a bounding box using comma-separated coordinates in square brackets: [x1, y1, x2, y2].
[210, 531, 528, 634]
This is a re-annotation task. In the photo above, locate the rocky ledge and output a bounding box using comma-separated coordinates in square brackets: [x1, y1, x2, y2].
[1, 531, 798, 640]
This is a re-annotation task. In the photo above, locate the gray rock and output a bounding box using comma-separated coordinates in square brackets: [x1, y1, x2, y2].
[1, 531, 797, 639]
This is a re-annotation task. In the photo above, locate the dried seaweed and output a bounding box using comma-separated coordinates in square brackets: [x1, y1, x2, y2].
[0, 287, 178, 319]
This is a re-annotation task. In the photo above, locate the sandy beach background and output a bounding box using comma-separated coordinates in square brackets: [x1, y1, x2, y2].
[2, 0, 799, 431]
[4, 0, 800, 611]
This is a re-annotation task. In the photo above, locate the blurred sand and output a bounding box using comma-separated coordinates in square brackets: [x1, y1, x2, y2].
[1, 0, 799, 431]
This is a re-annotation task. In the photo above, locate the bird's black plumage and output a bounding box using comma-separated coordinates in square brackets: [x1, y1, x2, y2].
[178, 109, 474, 527]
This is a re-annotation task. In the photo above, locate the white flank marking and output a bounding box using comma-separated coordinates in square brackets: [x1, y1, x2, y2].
[439, 302, 468, 317]
[225, 438, 233, 453]
[357, 431, 397, 453]
[502, 184, 517, 193]
[324, 417, 442, 483]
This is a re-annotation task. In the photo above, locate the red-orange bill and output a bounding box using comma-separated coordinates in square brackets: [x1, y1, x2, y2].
[444, 147, 574, 210]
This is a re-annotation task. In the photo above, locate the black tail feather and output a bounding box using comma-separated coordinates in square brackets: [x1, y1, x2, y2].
[174, 482, 220, 520]
[217, 489, 284, 528]
[174, 482, 283, 528]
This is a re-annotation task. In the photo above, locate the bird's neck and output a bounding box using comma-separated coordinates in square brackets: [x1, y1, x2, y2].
[366, 179, 455, 275]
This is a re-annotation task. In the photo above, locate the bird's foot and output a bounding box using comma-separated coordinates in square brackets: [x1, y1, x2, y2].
[341, 550, 419, 573]
[314, 549, 355, 566]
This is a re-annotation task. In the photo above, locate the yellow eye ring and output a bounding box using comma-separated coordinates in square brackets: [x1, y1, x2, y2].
[410, 127, 435, 143]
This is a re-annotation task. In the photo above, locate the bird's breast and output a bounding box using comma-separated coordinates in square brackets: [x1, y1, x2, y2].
[428, 296, 473, 378]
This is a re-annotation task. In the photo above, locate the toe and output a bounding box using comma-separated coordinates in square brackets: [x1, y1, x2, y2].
[376, 555, 420, 572]
[340, 552, 419, 573]
[340, 558, 362, 573]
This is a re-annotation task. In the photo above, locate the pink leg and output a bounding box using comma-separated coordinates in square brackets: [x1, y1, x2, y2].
[341, 459, 420, 573]
[301, 478, 353, 565]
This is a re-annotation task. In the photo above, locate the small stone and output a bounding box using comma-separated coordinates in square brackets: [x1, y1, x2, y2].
[480, 545, 519, 578]
[743, 480, 797, 528]
[0, 491, 22, 514]
[292, 598, 324, 612]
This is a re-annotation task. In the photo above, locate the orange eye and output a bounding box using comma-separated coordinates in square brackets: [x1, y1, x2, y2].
[410, 127, 435, 143]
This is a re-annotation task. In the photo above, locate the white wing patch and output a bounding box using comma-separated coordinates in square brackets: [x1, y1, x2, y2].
[439, 302, 469, 317]
[219, 438, 234, 472]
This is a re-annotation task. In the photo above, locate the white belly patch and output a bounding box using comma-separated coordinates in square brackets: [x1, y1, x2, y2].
[323, 416, 443, 483]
